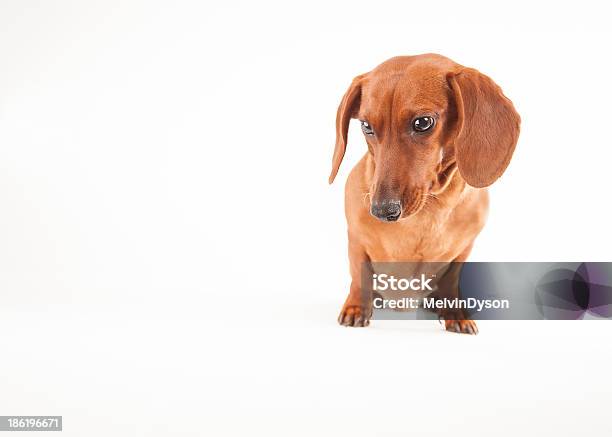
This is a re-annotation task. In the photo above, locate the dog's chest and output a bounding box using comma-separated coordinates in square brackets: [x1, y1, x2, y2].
[354, 192, 487, 262]
[370, 219, 453, 261]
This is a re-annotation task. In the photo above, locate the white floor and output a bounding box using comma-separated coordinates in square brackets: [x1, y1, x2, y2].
[1, 296, 610, 436]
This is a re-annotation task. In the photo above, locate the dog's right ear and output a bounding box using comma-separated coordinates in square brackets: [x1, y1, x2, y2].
[329, 74, 366, 184]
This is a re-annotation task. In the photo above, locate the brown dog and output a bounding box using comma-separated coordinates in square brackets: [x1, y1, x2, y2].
[329, 54, 520, 334]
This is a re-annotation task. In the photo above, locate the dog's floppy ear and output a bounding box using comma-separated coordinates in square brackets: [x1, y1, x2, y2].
[447, 68, 520, 188]
[329, 74, 366, 184]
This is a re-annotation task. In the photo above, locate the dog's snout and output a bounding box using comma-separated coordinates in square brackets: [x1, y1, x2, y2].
[370, 200, 402, 222]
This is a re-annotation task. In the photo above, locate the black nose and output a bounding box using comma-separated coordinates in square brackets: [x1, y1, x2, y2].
[370, 200, 402, 222]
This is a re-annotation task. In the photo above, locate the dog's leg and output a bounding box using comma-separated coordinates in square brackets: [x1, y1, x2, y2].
[338, 240, 372, 327]
[433, 244, 479, 335]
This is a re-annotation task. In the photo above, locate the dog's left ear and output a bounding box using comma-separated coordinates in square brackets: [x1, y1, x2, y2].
[448, 68, 521, 188]
[329, 74, 366, 184]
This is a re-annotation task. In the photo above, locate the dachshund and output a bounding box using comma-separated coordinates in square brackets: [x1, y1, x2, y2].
[329, 54, 520, 334]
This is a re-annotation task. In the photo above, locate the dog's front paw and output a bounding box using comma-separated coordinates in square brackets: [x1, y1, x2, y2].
[444, 319, 478, 335]
[338, 304, 371, 327]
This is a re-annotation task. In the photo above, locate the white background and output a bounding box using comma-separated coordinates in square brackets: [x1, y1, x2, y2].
[1, 1, 611, 435]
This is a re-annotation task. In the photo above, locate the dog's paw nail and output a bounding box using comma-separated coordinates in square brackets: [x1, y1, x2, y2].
[444, 319, 478, 335]
[338, 305, 371, 328]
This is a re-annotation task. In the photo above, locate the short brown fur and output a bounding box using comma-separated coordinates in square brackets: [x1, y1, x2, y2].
[330, 54, 520, 334]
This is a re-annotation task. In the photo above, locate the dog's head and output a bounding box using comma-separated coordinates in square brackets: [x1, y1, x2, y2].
[329, 54, 520, 222]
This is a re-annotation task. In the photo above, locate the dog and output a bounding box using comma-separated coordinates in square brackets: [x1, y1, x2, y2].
[329, 54, 520, 334]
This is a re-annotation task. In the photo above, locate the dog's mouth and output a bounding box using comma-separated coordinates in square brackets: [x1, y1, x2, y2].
[398, 193, 427, 220]
[400, 202, 424, 219]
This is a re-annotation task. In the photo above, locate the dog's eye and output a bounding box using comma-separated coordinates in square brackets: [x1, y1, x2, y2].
[360, 121, 374, 136]
[412, 116, 435, 132]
